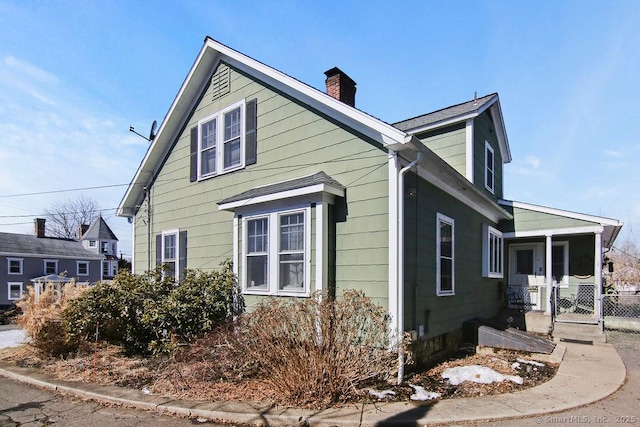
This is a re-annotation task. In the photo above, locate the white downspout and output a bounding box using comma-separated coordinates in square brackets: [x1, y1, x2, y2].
[397, 150, 423, 385]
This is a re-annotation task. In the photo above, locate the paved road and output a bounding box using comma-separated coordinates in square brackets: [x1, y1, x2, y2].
[0, 328, 638, 426]
[475, 330, 640, 426]
[0, 378, 225, 426]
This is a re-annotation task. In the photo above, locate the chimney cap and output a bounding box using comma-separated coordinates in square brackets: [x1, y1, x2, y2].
[324, 67, 356, 85]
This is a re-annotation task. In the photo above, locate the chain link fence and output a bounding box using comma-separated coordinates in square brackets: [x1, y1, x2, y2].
[603, 294, 640, 333]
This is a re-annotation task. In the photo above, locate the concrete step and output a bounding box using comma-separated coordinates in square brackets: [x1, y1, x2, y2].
[552, 322, 606, 343]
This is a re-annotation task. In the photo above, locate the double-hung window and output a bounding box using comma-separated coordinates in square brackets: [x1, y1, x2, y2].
[436, 213, 455, 296]
[485, 141, 495, 194]
[482, 225, 503, 278]
[8, 283, 22, 300]
[246, 217, 269, 290]
[8, 258, 23, 275]
[44, 259, 58, 275]
[198, 100, 245, 179]
[77, 261, 89, 276]
[243, 208, 310, 296]
[161, 230, 178, 281]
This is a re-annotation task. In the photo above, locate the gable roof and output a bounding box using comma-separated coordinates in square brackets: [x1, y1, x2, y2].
[393, 93, 512, 164]
[117, 37, 412, 218]
[0, 232, 104, 260]
[81, 216, 118, 241]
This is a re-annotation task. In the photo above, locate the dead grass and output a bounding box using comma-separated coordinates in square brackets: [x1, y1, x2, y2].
[0, 341, 558, 408]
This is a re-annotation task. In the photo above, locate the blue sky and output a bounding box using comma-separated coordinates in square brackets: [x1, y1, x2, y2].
[1, 0, 639, 258]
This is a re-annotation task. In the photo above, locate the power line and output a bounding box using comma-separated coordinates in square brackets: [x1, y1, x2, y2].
[0, 183, 129, 198]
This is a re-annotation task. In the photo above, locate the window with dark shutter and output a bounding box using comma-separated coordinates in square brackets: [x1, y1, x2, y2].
[190, 127, 198, 182]
[190, 99, 258, 181]
[245, 98, 257, 166]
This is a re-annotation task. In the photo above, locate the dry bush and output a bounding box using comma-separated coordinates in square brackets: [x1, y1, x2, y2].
[17, 282, 85, 357]
[235, 290, 399, 408]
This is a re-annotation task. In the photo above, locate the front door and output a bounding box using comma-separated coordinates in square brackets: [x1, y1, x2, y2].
[509, 244, 545, 310]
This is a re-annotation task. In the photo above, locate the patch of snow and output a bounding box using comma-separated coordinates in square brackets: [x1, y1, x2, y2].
[408, 384, 441, 401]
[442, 365, 523, 386]
[516, 358, 544, 367]
[141, 387, 151, 395]
[0, 329, 26, 349]
[368, 389, 396, 399]
[511, 362, 521, 370]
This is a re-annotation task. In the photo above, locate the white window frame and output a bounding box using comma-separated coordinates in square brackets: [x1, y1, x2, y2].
[242, 206, 311, 297]
[161, 229, 180, 282]
[8, 282, 22, 301]
[485, 141, 495, 194]
[197, 99, 246, 180]
[7, 258, 23, 275]
[436, 213, 455, 296]
[552, 241, 570, 286]
[76, 261, 89, 276]
[44, 259, 58, 275]
[89, 240, 96, 247]
[482, 225, 504, 278]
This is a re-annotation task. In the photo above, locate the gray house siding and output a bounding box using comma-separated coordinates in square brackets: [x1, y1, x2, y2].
[1, 255, 101, 307]
[134, 62, 391, 309]
[403, 171, 502, 339]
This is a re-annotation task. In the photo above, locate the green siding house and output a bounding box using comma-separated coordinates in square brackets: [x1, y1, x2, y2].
[118, 37, 622, 359]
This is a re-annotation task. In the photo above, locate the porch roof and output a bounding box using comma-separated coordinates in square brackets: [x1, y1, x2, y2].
[498, 200, 623, 248]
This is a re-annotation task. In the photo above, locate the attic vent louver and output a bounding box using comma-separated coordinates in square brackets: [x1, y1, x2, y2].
[211, 63, 231, 100]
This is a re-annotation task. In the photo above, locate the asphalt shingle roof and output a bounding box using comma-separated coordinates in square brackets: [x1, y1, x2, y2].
[81, 216, 118, 241]
[393, 93, 496, 132]
[218, 171, 344, 205]
[0, 232, 104, 259]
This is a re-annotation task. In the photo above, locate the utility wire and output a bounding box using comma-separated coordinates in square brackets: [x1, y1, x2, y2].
[0, 183, 129, 198]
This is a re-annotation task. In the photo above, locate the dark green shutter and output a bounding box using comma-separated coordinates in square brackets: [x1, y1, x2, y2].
[156, 234, 162, 266]
[190, 127, 198, 182]
[179, 230, 187, 280]
[245, 99, 257, 165]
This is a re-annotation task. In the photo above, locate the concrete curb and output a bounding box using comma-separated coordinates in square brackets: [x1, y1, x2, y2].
[0, 341, 627, 426]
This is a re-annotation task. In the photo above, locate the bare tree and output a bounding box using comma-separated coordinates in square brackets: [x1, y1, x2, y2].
[608, 226, 640, 289]
[43, 195, 100, 239]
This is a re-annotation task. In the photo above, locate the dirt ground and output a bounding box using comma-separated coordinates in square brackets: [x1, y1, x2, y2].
[0, 340, 558, 408]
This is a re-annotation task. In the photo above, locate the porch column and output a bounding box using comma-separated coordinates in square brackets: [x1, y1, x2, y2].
[594, 231, 603, 322]
[545, 234, 553, 315]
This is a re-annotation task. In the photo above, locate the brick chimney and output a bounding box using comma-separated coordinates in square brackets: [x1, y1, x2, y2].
[324, 67, 356, 107]
[34, 218, 46, 238]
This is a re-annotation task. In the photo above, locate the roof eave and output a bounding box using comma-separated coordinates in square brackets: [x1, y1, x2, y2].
[399, 137, 513, 223]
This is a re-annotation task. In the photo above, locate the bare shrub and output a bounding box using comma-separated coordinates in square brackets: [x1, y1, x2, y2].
[236, 290, 399, 408]
[17, 282, 86, 357]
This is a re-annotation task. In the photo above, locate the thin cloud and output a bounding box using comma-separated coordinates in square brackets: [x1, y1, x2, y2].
[603, 149, 623, 158]
[0, 55, 147, 257]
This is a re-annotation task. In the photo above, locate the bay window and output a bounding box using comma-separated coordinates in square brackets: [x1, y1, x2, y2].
[243, 208, 310, 295]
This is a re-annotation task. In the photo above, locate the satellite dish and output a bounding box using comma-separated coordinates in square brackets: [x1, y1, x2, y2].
[149, 120, 158, 141]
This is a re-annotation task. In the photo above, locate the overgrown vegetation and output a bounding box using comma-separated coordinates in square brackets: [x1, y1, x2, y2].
[234, 290, 398, 407]
[62, 260, 243, 355]
[17, 283, 85, 356]
[16, 266, 403, 408]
